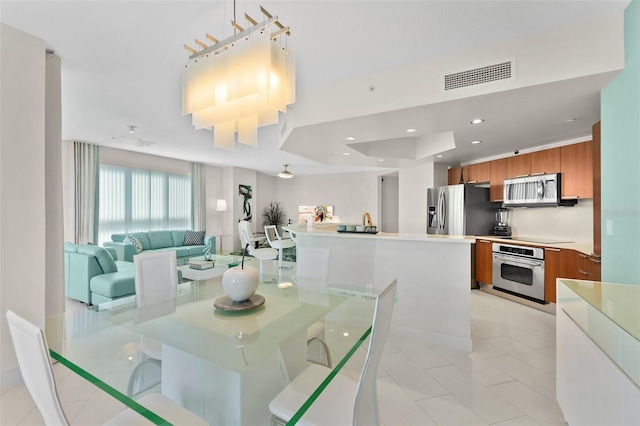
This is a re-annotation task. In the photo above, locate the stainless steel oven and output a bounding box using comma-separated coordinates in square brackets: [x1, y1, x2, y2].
[492, 242, 545, 303]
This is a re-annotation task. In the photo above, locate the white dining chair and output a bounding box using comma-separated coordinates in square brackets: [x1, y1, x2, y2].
[5, 310, 208, 426]
[239, 220, 278, 280]
[133, 251, 178, 309]
[132, 251, 178, 397]
[296, 247, 332, 367]
[265, 225, 296, 269]
[269, 279, 398, 426]
[237, 219, 267, 248]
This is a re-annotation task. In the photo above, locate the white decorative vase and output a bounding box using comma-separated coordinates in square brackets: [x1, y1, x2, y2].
[222, 265, 259, 302]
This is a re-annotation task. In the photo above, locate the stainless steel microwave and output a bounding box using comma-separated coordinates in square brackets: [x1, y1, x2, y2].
[503, 173, 576, 207]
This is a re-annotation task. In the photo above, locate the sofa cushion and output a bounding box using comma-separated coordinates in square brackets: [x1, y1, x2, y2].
[127, 232, 150, 250]
[64, 242, 78, 253]
[124, 236, 143, 253]
[90, 272, 135, 298]
[77, 245, 118, 274]
[173, 247, 192, 258]
[171, 230, 186, 247]
[188, 246, 207, 256]
[111, 233, 127, 243]
[184, 230, 205, 246]
[148, 231, 174, 249]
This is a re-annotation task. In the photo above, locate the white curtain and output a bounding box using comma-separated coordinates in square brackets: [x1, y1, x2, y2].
[74, 141, 99, 244]
[192, 162, 206, 231]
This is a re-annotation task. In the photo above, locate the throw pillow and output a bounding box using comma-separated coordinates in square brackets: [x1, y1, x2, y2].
[125, 235, 143, 253]
[184, 230, 205, 246]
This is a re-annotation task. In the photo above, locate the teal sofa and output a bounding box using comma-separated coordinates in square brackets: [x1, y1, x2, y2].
[64, 242, 136, 305]
[103, 230, 215, 262]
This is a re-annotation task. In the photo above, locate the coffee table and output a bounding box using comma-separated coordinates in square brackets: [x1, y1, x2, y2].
[178, 254, 242, 281]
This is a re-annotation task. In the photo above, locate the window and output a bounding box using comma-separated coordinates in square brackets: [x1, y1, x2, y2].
[97, 165, 192, 245]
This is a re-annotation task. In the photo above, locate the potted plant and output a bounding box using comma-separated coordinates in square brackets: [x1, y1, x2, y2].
[262, 201, 287, 231]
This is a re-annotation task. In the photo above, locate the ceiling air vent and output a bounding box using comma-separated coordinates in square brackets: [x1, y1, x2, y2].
[444, 61, 512, 91]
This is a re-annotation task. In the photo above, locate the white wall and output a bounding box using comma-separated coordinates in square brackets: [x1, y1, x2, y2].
[61, 140, 75, 242]
[0, 24, 47, 387]
[265, 170, 381, 228]
[45, 53, 64, 317]
[510, 200, 593, 243]
[399, 162, 437, 234]
[100, 146, 191, 175]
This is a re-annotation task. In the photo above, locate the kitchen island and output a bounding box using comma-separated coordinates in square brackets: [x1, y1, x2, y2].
[284, 223, 475, 351]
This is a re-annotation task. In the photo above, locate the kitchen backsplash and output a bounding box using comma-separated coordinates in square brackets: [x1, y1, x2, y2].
[508, 199, 593, 243]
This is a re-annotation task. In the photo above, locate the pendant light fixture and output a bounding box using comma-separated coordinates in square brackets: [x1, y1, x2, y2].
[278, 164, 293, 179]
[182, 3, 295, 150]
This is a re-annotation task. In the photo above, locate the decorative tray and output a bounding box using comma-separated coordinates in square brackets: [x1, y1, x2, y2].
[214, 294, 265, 312]
[336, 230, 378, 234]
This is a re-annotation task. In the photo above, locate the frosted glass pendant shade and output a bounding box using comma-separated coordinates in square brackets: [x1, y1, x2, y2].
[182, 30, 295, 150]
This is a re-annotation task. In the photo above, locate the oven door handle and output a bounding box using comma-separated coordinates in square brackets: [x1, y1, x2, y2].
[493, 253, 544, 268]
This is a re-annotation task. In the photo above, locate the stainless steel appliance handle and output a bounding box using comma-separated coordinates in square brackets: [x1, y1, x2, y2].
[493, 253, 544, 268]
[537, 180, 545, 200]
[439, 190, 446, 231]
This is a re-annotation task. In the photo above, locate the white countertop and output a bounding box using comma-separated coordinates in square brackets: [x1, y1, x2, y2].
[475, 235, 595, 256]
[283, 223, 476, 244]
[284, 224, 594, 253]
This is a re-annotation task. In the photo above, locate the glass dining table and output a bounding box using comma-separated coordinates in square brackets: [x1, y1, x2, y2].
[45, 259, 377, 425]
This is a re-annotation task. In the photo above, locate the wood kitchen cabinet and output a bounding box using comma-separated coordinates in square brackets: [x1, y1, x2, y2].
[544, 247, 574, 303]
[575, 251, 602, 281]
[506, 153, 531, 178]
[489, 158, 507, 202]
[465, 162, 490, 184]
[448, 166, 463, 185]
[593, 122, 601, 255]
[475, 239, 493, 284]
[530, 147, 561, 175]
[561, 140, 593, 199]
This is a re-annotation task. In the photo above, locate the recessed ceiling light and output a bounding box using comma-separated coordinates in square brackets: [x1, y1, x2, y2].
[565, 118, 576, 123]
[436, 154, 444, 158]
[127, 124, 137, 133]
[343, 152, 350, 156]
[345, 136, 356, 141]
[471, 140, 482, 145]
[470, 118, 484, 125]
[378, 158, 385, 162]
[406, 128, 417, 133]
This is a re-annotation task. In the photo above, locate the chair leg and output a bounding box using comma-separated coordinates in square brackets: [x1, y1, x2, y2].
[271, 415, 287, 426]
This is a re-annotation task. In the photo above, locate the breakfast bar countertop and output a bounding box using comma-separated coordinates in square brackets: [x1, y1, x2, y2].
[284, 223, 476, 244]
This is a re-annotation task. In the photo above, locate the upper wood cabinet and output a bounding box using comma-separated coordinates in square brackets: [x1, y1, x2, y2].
[592, 122, 601, 255]
[465, 162, 490, 184]
[489, 158, 507, 202]
[448, 166, 463, 185]
[530, 147, 561, 175]
[444, 140, 594, 201]
[561, 140, 593, 199]
[505, 153, 531, 178]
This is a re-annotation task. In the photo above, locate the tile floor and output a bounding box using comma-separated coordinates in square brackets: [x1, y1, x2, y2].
[1, 289, 565, 426]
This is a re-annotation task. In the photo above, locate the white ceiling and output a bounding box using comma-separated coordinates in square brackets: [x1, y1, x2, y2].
[0, 0, 630, 177]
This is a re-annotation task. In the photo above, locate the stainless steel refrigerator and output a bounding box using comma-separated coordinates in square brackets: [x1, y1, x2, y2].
[427, 184, 494, 235]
